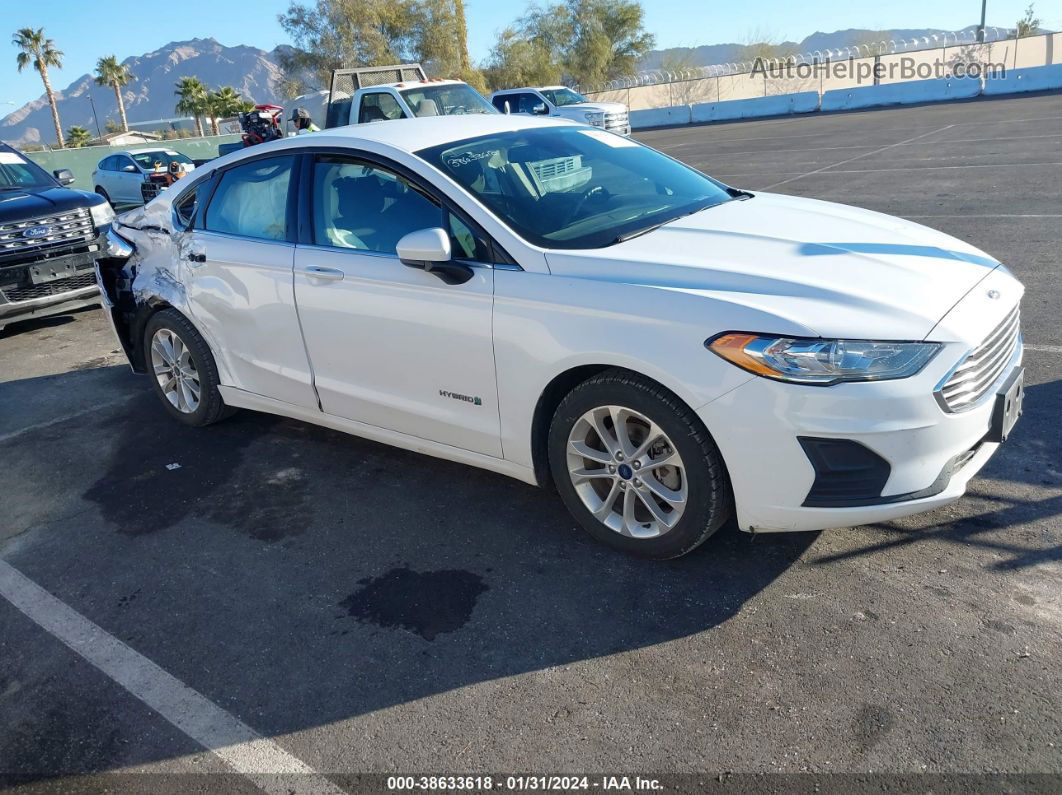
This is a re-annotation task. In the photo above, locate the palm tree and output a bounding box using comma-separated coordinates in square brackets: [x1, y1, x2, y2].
[174, 76, 207, 137]
[205, 86, 245, 135]
[66, 125, 91, 147]
[95, 55, 133, 132]
[12, 28, 65, 147]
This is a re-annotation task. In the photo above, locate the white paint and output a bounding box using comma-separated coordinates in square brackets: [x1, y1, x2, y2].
[0, 560, 343, 795]
[1026, 344, 1062, 353]
[118, 116, 1024, 535]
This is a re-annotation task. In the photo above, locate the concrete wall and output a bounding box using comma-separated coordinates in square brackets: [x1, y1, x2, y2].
[821, 77, 981, 112]
[25, 134, 241, 192]
[691, 92, 820, 123]
[590, 31, 1062, 121]
[983, 63, 1062, 95]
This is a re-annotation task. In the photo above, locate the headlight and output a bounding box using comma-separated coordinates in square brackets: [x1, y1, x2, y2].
[90, 201, 115, 228]
[707, 333, 941, 385]
[584, 111, 605, 126]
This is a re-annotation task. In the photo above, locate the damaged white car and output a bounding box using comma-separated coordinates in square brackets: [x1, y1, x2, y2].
[98, 115, 1023, 558]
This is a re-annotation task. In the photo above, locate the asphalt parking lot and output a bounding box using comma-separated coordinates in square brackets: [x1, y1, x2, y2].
[2, 92, 1060, 791]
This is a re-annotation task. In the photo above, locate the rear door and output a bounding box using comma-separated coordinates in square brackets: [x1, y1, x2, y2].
[292, 151, 501, 456]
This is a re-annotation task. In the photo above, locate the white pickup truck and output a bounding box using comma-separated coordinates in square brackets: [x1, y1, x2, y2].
[288, 64, 497, 129]
[489, 86, 630, 136]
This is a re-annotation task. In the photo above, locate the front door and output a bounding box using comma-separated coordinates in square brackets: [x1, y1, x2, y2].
[180, 154, 318, 408]
[293, 154, 501, 457]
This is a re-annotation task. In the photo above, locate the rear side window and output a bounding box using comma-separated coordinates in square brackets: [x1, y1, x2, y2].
[204, 156, 293, 241]
[358, 92, 406, 123]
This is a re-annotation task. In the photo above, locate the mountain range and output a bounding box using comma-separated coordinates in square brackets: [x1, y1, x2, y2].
[638, 27, 984, 70]
[1, 38, 287, 146]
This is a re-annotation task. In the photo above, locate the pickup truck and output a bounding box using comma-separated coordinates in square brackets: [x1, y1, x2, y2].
[0, 142, 116, 332]
[490, 86, 630, 136]
[300, 64, 498, 129]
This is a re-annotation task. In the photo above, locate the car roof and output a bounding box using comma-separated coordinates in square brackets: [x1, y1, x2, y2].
[491, 86, 568, 94]
[241, 115, 577, 157]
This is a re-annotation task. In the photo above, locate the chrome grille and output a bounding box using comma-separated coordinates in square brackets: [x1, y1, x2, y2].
[1, 271, 97, 303]
[604, 110, 629, 132]
[937, 304, 1021, 412]
[0, 208, 95, 258]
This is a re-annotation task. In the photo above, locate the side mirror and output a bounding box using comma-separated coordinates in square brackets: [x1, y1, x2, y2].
[532, 102, 549, 115]
[122, 164, 138, 173]
[396, 228, 473, 285]
[503, 100, 511, 114]
[53, 168, 75, 186]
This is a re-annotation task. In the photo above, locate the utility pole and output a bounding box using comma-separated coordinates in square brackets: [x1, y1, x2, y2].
[977, 0, 988, 43]
[87, 93, 102, 138]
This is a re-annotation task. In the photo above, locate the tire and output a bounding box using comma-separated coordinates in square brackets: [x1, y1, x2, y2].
[548, 369, 731, 559]
[95, 187, 111, 205]
[142, 308, 235, 427]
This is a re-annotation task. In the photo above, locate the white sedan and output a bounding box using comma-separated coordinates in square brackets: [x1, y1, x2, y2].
[99, 115, 1024, 558]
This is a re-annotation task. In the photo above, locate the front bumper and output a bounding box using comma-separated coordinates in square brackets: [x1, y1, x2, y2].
[0, 243, 104, 327]
[698, 269, 1024, 534]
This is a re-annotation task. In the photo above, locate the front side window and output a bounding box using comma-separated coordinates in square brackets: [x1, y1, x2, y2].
[359, 92, 406, 123]
[417, 126, 734, 249]
[130, 150, 194, 171]
[400, 84, 497, 117]
[540, 88, 588, 107]
[204, 156, 293, 241]
[311, 156, 442, 254]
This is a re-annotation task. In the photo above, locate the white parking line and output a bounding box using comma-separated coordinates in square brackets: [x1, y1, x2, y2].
[759, 125, 955, 189]
[0, 559, 345, 795]
[1026, 344, 1062, 354]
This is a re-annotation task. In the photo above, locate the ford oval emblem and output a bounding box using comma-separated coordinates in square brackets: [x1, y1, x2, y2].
[986, 289, 1001, 300]
[22, 225, 52, 239]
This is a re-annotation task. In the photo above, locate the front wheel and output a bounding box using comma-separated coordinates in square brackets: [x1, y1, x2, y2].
[548, 370, 731, 559]
[143, 309, 234, 427]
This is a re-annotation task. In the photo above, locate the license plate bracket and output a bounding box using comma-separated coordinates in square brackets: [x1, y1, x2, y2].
[987, 367, 1024, 443]
[29, 260, 78, 285]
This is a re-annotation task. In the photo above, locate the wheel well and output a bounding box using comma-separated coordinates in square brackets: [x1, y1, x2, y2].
[529, 364, 617, 488]
[126, 300, 174, 373]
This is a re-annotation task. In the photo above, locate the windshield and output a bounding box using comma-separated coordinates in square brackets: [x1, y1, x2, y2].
[0, 149, 54, 189]
[540, 88, 588, 107]
[130, 151, 194, 170]
[401, 84, 497, 117]
[417, 126, 734, 249]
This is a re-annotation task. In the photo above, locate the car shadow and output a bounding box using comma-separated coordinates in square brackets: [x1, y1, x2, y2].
[1, 366, 818, 780]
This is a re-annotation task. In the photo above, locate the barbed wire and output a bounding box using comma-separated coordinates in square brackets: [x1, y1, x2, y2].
[575, 27, 1019, 93]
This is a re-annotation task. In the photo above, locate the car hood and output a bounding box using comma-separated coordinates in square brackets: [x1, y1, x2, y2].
[563, 102, 627, 115]
[0, 185, 105, 223]
[543, 192, 1003, 341]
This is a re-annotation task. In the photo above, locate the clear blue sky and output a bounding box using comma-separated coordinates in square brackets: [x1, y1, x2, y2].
[4, 0, 1053, 110]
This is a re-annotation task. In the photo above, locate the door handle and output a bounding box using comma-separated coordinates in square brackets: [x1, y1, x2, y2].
[299, 266, 345, 282]
[187, 253, 206, 263]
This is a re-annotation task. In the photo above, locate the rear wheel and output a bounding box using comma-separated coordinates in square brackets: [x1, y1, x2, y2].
[548, 369, 731, 559]
[143, 309, 234, 427]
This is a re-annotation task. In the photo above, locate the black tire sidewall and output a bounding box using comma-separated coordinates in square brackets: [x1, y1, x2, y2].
[548, 372, 729, 559]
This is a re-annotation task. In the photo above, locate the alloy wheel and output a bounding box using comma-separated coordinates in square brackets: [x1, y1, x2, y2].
[150, 328, 201, 414]
[565, 405, 688, 538]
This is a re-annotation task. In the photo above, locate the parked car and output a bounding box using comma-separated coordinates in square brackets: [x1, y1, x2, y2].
[0, 141, 117, 333]
[99, 115, 1023, 558]
[92, 149, 196, 206]
[491, 86, 630, 136]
